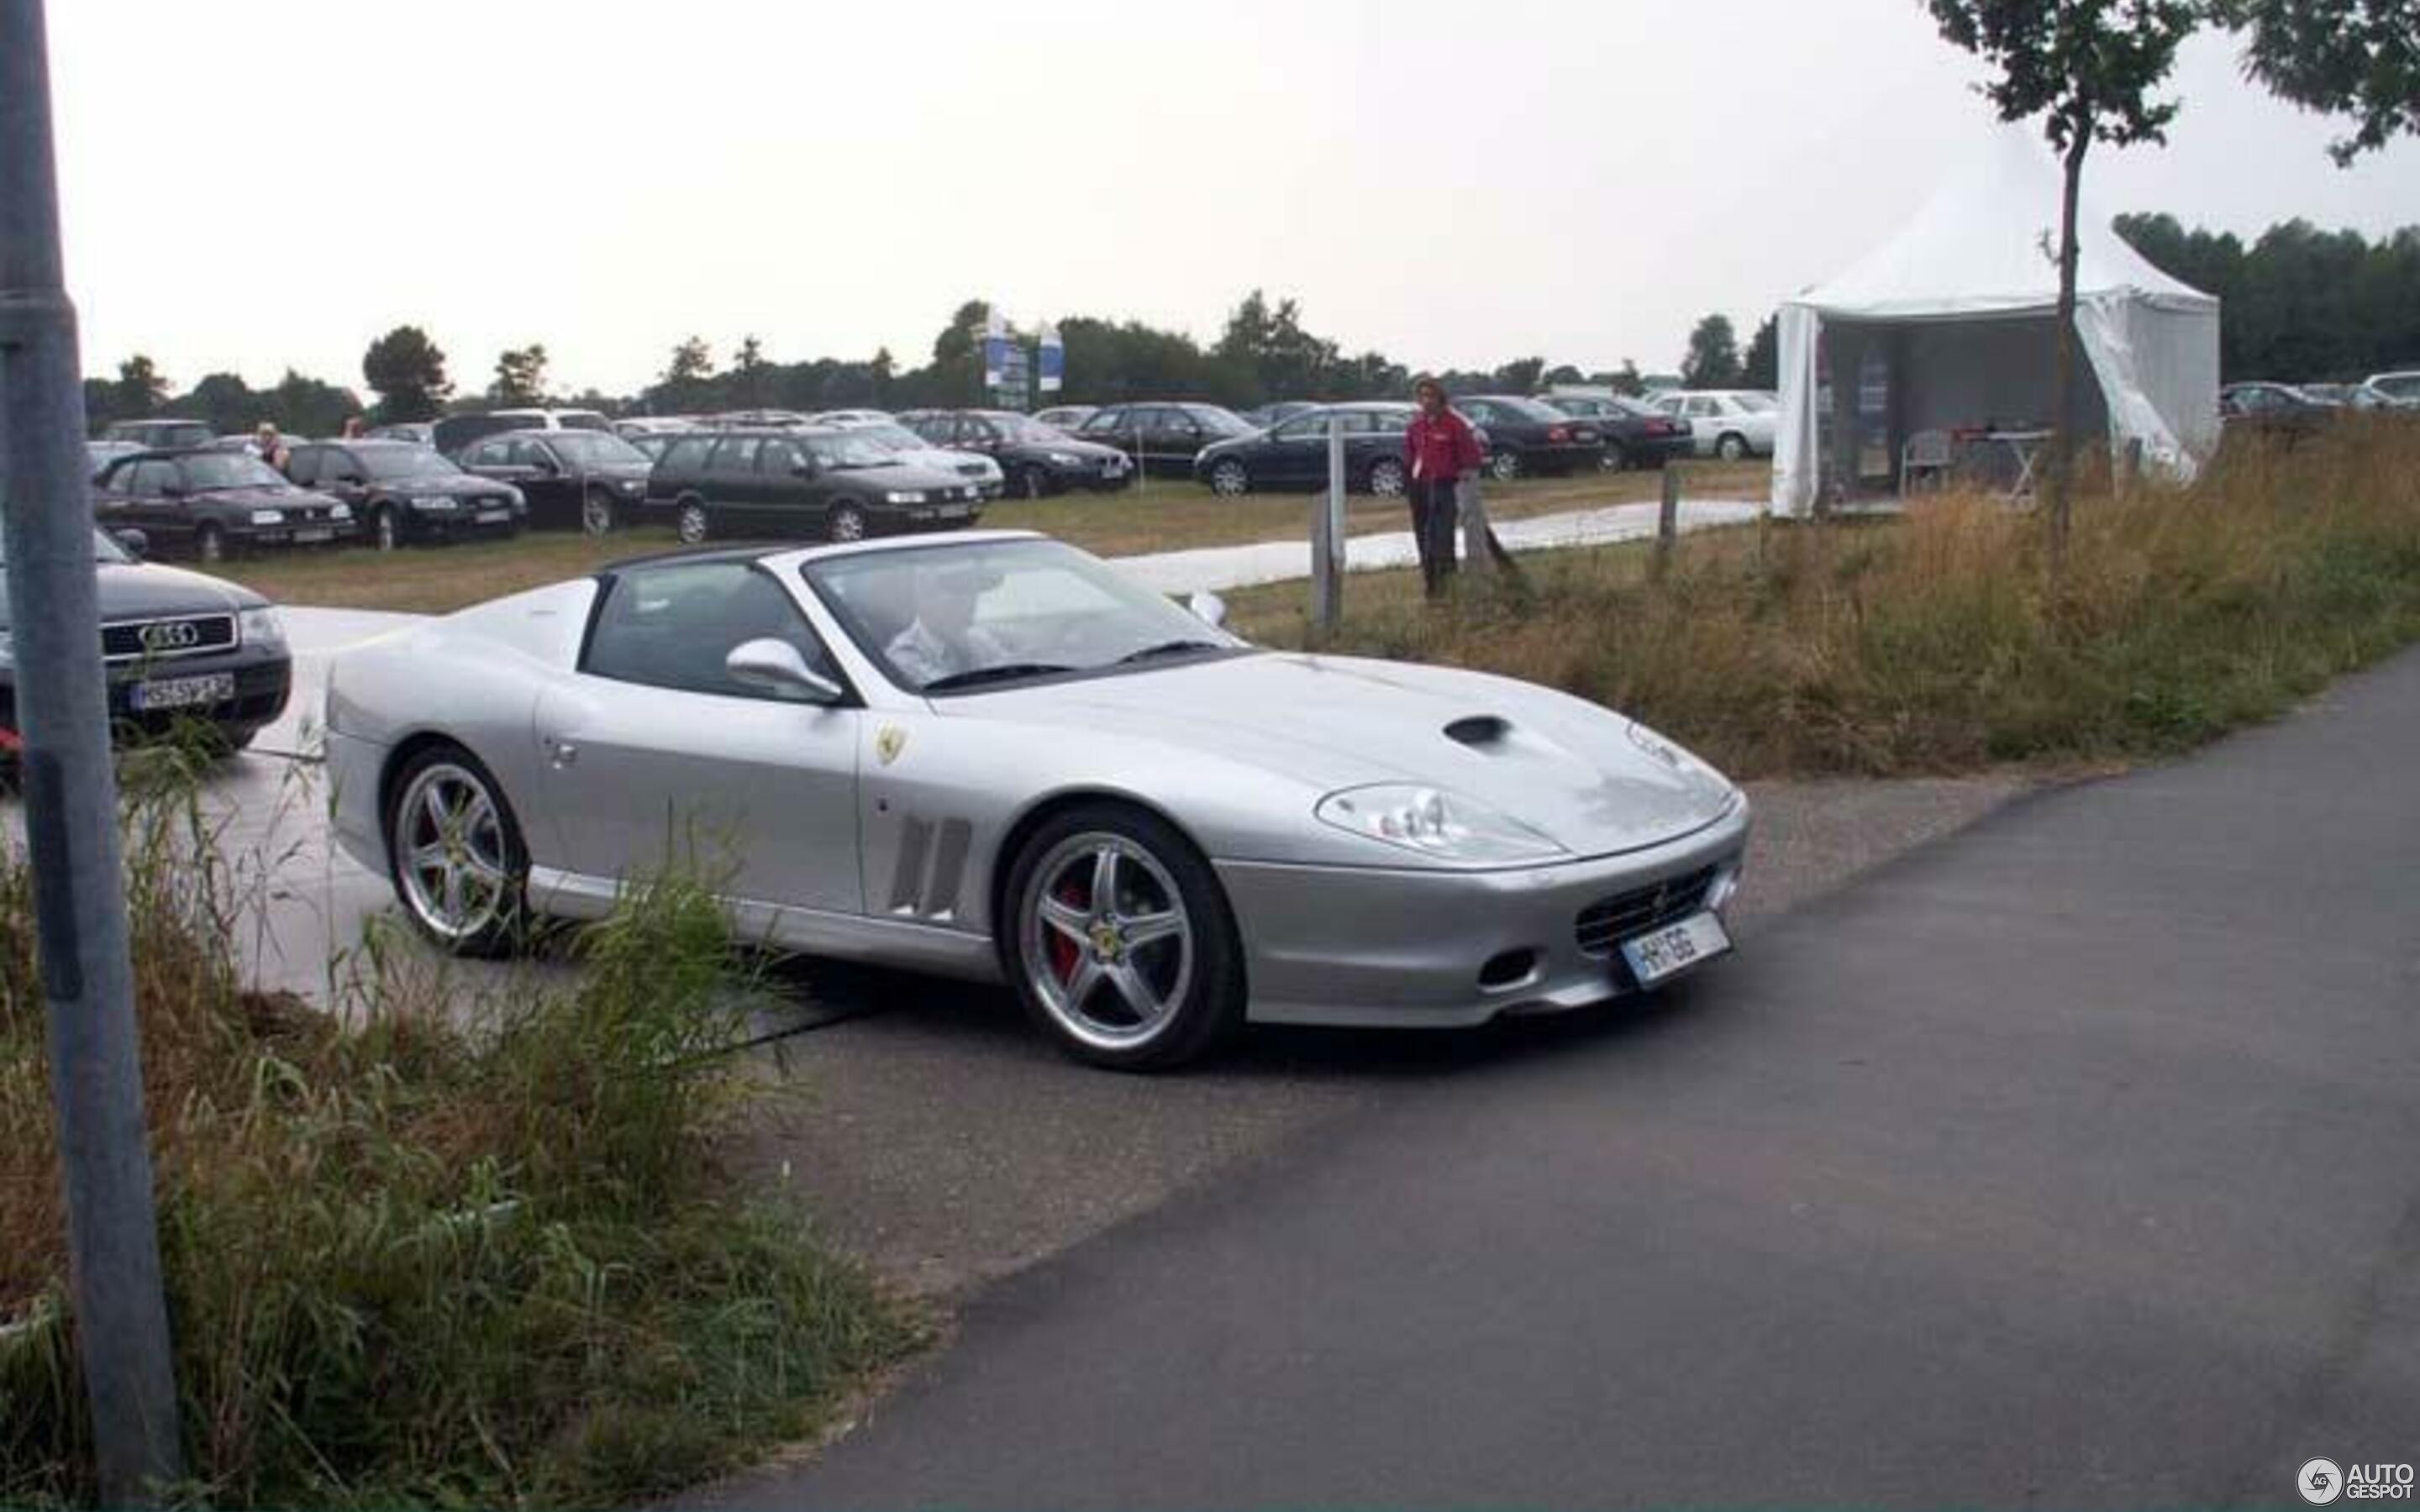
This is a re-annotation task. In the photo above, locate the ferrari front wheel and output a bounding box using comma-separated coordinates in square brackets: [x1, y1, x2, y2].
[1004, 803, 1244, 1071]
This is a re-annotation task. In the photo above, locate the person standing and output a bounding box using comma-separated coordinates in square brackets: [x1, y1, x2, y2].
[1404, 376, 1482, 600]
[247, 422, 288, 471]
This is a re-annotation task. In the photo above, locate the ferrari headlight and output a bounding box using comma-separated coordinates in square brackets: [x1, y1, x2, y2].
[239, 606, 286, 650]
[1315, 784, 1566, 864]
[885, 490, 929, 504]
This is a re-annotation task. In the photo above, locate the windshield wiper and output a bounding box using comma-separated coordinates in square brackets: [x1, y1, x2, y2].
[921, 661, 1076, 692]
[1116, 638, 1224, 665]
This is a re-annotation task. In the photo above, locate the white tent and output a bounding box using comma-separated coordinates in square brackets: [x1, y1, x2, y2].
[1770, 127, 2220, 517]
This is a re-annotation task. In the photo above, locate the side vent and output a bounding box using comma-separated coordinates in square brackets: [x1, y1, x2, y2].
[921, 819, 973, 921]
[1444, 715, 1512, 748]
[886, 816, 933, 913]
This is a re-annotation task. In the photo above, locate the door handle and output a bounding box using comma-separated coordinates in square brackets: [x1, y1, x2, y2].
[547, 738, 578, 769]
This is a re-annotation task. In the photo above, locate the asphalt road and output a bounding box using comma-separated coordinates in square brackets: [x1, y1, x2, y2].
[702, 649, 2420, 1509]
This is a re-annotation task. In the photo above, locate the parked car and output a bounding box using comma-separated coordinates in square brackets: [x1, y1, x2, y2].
[1031, 404, 1097, 432]
[431, 407, 613, 458]
[2220, 381, 2336, 439]
[87, 438, 145, 477]
[2360, 370, 2420, 408]
[285, 439, 526, 549]
[1651, 391, 1779, 461]
[454, 428, 653, 533]
[898, 409, 1134, 498]
[369, 421, 436, 446]
[100, 417, 213, 451]
[0, 528, 291, 758]
[1074, 402, 1255, 477]
[614, 417, 696, 440]
[321, 530, 1749, 1069]
[91, 450, 357, 563]
[642, 426, 985, 544]
[1539, 394, 1692, 470]
[624, 430, 697, 463]
[810, 408, 893, 429]
[1451, 395, 1607, 480]
[813, 415, 1004, 498]
[1239, 401, 1322, 430]
[1192, 402, 1427, 497]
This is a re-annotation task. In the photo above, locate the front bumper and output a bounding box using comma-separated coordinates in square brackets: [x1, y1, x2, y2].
[1518, 440, 1610, 472]
[1, 648, 292, 746]
[1216, 799, 1749, 1027]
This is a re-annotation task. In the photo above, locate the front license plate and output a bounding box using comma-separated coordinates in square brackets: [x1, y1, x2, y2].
[129, 672, 234, 712]
[1102, 459, 1123, 476]
[938, 502, 972, 517]
[476, 508, 509, 523]
[1618, 911, 1731, 986]
[292, 528, 334, 543]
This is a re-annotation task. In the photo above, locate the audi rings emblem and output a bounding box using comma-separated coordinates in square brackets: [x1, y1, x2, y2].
[139, 620, 202, 650]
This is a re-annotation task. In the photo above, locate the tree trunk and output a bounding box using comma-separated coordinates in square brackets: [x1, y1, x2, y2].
[2048, 124, 2089, 591]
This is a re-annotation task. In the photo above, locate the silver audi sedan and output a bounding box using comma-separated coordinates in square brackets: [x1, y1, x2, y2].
[324, 532, 1749, 1069]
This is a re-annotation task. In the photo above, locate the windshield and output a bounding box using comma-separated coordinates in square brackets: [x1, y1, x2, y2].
[556, 412, 613, 432]
[854, 424, 929, 453]
[802, 433, 901, 470]
[988, 415, 1066, 444]
[1189, 406, 1254, 436]
[1490, 396, 1570, 423]
[806, 538, 1239, 693]
[2373, 374, 2420, 399]
[544, 431, 649, 467]
[2, 529, 133, 568]
[182, 454, 289, 491]
[359, 447, 466, 480]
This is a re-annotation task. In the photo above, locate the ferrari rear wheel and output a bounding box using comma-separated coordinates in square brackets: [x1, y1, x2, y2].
[1005, 804, 1244, 1070]
[387, 743, 528, 957]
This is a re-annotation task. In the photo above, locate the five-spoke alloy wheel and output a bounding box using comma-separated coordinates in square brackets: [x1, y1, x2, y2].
[387, 745, 526, 956]
[1006, 804, 1244, 1069]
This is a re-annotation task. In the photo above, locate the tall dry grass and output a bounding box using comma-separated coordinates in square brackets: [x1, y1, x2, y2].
[0, 759, 913, 1509]
[1242, 420, 2420, 778]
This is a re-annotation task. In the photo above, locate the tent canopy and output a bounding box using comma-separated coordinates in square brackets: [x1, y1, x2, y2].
[1770, 126, 2220, 517]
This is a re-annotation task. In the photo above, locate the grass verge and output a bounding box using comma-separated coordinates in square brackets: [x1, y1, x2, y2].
[0, 762, 918, 1508]
[214, 463, 1768, 616]
[1232, 422, 2420, 779]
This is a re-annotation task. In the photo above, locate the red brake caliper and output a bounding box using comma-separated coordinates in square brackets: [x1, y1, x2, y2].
[1046, 875, 1086, 983]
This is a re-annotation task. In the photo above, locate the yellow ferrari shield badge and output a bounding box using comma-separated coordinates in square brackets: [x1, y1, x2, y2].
[876, 725, 908, 767]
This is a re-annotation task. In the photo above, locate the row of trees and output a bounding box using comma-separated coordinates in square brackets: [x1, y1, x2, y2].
[84, 286, 1796, 436]
[2115, 215, 2420, 381]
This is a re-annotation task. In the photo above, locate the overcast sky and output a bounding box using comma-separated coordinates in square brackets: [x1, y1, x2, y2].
[44, 0, 2420, 397]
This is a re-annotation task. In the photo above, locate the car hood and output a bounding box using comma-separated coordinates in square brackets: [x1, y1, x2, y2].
[955, 651, 1737, 859]
[894, 446, 1000, 478]
[191, 485, 340, 508]
[828, 460, 978, 491]
[0, 560, 266, 632]
[390, 476, 518, 498]
[1017, 436, 1126, 463]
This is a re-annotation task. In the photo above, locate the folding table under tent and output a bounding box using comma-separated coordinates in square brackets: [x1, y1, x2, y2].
[1770, 127, 2221, 517]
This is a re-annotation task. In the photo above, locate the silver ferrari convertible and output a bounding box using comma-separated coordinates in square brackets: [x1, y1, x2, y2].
[324, 531, 1750, 1068]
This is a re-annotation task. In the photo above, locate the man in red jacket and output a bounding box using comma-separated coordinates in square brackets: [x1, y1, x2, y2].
[1403, 376, 1483, 599]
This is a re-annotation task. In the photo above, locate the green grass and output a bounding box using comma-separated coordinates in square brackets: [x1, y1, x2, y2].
[0, 764, 918, 1508]
[1232, 421, 2420, 780]
[212, 462, 1769, 616]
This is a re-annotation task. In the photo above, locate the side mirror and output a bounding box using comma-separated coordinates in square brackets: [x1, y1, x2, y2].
[110, 528, 148, 561]
[1187, 591, 1228, 628]
[530, 456, 560, 476]
[725, 638, 844, 703]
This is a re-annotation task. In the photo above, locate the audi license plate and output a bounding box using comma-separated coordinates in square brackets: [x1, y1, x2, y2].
[292, 528, 334, 543]
[1618, 911, 1731, 987]
[476, 508, 509, 523]
[129, 672, 234, 712]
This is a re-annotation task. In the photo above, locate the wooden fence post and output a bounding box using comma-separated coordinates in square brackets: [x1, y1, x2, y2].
[1653, 463, 1681, 581]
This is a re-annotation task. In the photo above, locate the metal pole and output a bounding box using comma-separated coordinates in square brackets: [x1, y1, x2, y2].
[0, 2, 183, 1502]
[1654, 463, 1681, 581]
[1312, 412, 1342, 631]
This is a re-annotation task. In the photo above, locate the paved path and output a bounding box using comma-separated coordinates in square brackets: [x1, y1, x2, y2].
[702, 651, 2420, 1509]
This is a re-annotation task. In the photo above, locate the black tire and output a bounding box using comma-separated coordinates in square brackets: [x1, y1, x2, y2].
[1717, 433, 1749, 462]
[1207, 458, 1249, 497]
[384, 742, 529, 958]
[1488, 449, 1522, 483]
[1365, 457, 1407, 497]
[1602, 444, 1630, 472]
[826, 500, 868, 543]
[1000, 802, 1245, 1072]
[1018, 466, 1049, 501]
[196, 523, 226, 564]
[372, 503, 401, 552]
[675, 496, 711, 545]
[581, 486, 616, 537]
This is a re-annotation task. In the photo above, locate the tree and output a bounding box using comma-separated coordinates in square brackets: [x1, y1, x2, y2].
[487, 344, 550, 407]
[1926, 0, 2199, 580]
[2218, 0, 2420, 165]
[1214, 289, 1339, 404]
[266, 369, 363, 437]
[1543, 364, 1585, 388]
[650, 336, 716, 412]
[360, 325, 452, 423]
[113, 354, 169, 417]
[1680, 313, 1743, 388]
[731, 334, 770, 407]
[1741, 316, 1781, 390]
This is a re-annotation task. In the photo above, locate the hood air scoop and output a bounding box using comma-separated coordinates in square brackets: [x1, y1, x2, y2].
[1444, 714, 1513, 749]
